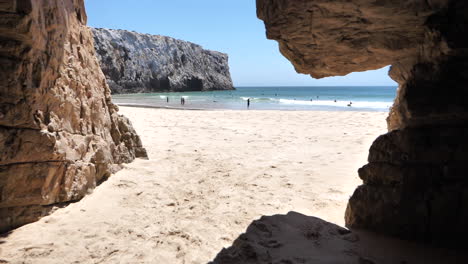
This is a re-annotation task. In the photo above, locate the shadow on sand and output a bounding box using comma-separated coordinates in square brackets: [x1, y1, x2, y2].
[210, 212, 468, 264]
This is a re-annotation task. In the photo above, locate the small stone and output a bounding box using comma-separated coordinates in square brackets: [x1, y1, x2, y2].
[47, 123, 56, 132]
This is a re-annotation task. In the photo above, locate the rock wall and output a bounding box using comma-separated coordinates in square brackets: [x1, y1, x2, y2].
[257, 0, 468, 248]
[0, 0, 147, 232]
[92, 28, 234, 94]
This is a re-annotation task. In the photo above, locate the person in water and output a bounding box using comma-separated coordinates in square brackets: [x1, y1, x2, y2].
[166, 97, 169, 103]
[247, 98, 250, 108]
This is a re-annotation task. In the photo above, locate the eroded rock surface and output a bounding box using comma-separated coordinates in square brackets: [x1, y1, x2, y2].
[92, 28, 234, 94]
[257, 0, 468, 248]
[0, 0, 147, 232]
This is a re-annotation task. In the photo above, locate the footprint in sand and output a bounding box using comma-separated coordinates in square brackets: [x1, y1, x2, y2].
[328, 188, 343, 194]
[115, 180, 137, 188]
[258, 240, 283, 248]
[21, 244, 55, 258]
[43, 217, 58, 224]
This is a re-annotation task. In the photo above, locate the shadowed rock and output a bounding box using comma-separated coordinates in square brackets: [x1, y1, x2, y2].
[257, 0, 468, 248]
[210, 212, 467, 264]
[92, 28, 235, 94]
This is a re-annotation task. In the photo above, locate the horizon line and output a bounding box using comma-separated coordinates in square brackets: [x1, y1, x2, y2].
[234, 85, 398, 88]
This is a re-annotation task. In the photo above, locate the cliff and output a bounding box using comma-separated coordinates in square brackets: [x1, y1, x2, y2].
[92, 28, 235, 94]
[0, 0, 147, 232]
[257, 0, 468, 248]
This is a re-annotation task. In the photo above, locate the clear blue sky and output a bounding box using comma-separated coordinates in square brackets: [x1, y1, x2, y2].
[85, 0, 396, 87]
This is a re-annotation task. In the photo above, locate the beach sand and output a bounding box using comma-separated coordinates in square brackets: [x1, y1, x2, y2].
[1, 107, 464, 263]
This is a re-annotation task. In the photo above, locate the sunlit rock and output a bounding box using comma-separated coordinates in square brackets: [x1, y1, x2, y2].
[92, 28, 235, 94]
[0, 0, 147, 232]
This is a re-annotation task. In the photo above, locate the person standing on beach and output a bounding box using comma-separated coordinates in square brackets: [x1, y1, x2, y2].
[247, 98, 250, 109]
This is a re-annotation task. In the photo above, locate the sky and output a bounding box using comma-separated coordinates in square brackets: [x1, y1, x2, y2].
[84, 0, 397, 87]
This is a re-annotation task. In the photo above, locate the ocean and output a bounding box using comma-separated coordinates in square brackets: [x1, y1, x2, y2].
[112, 86, 397, 111]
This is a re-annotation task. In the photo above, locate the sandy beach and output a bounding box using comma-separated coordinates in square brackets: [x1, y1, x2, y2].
[1, 107, 463, 263]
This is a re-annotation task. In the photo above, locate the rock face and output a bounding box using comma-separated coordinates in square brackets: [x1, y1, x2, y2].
[92, 28, 234, 94]
[0, 0, 147, 232]
[257, 0, 468, 248]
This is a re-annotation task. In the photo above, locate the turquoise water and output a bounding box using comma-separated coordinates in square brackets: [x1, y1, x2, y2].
[112, 86, 397, 111]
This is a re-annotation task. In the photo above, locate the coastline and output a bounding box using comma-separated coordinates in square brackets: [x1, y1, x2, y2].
[115, 103, 391, 112]
[112, 86, 396, 112]
[116, 103, 210, 111]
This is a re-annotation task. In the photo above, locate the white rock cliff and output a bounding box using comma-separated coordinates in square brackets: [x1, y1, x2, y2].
[92, 28, 235, 94]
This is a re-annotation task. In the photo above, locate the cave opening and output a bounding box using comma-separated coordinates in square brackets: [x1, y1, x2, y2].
[185, 77, 204, 91]
[148, 76, 171, 92]
[2, 1, 468, 263]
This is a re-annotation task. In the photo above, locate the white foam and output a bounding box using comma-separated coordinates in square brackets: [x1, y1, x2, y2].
[278, 99, 392, 109]
[240, 97, 277, 102]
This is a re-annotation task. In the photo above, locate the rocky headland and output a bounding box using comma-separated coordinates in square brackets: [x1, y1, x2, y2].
[0, 0, 147, 232]
[92, 28, 234, 94]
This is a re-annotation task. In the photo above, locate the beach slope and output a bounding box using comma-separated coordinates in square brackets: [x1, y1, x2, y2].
[2, 108, 456, 263]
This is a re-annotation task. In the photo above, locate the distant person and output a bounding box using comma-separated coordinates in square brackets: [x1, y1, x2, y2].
[334, 99, 337, 102]
[247, 98, 250, 108]
[166, 97, 169, 103]
[181, 97, 185, 105]
[316, 95, 319, 98]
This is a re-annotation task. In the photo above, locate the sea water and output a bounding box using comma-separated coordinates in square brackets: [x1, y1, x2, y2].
[112, 86, 397, 111]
